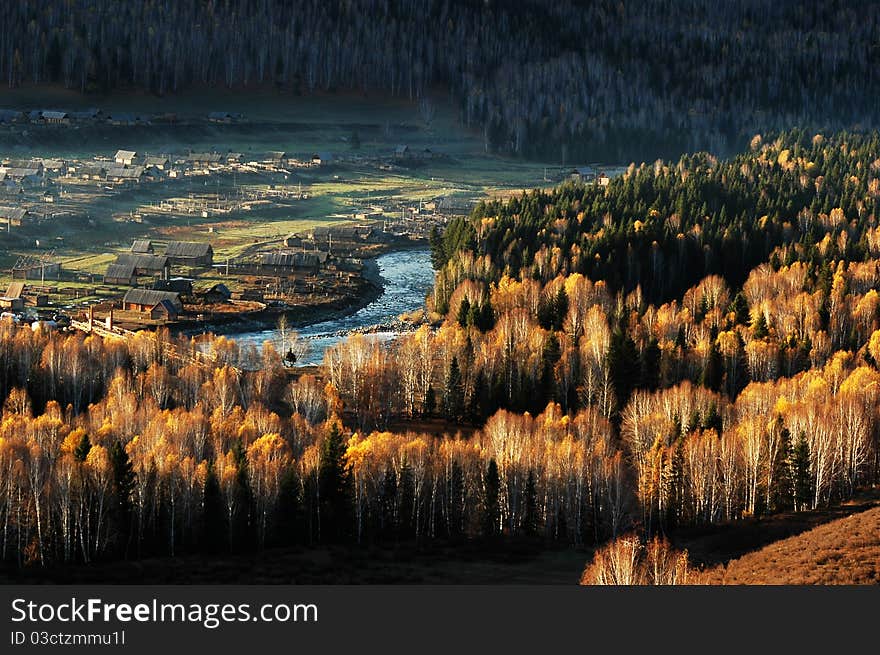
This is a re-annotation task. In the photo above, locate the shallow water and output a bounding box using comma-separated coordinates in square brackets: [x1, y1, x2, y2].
[230, 248, 434, 365]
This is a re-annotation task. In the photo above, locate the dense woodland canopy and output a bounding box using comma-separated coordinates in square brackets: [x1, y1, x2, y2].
[4, 131, 880, 569]
[2, 1, 880, 159]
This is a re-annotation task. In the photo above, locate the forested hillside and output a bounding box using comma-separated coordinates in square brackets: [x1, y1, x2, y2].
[3, 1, 880, 159]
[3, 132, 880, 572]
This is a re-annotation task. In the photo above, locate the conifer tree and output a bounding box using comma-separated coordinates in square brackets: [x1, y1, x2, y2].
[318, 422, 352, 543]
[641, 337, 661, 391]
[202, 462, 227, 553]
[522, 470, 539, 537]
[792, 431, 812, 512]
[275, 467, 301, 546]
[380, 467, 397, 540]
[770, 426, 793, 513]
[457, 297, 471, 327]
[74, 432, 92, 462]
[443, 356, 465, 420]
[482, 459, 501, 539]
[109, 440, 136, 557]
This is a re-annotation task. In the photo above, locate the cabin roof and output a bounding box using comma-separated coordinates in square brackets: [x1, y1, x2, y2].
[123, 288, 181, 307]
[165, 241, 213, 258]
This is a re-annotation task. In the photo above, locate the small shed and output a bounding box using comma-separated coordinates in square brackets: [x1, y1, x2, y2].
[149, 299, 179, 321]
[4, 282, 24, 299]
[195, 282, 232, 303]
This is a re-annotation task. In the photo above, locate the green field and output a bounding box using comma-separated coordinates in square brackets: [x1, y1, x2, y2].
[0, 87, 613, 292]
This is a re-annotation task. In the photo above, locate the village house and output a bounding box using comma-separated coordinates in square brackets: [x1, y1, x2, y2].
[165, 241, 214, 267]
[264, 151, 289, 167]
[0, 295, 24, 311]
[114, 150, 137, 166]
[122, 288, 183, 313]
[103, 264, 138, 286]
[0, 206, 30, 228]
[310, 152, 333, 166]
[39, 159, 67, 174]
[259, 251, 328, 275]
[143, 156, 170, 170]
[149, 299, 179, 321]
[131, 239, 154, 254]
[570, 166, 596, 182]
[187, 152, 224, 168]
[0, 167, 43, 186]
[78, 164, 107, 180]
[106, 165, 144, 183]
[5, 282, 47, 307]
[104, 254, 170, 285]
[194, 282, 232, 303]
[42, 110, 70, 125]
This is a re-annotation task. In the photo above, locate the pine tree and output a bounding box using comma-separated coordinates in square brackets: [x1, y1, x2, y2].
[468, 368, 488, 422]
[482, 459, 501, 540]
[539, 333, 561, 407]
[424, 384, 436, 415]
[429, 226, 447, 271]
[792, 431, 812, 512]
[446, 461, 464, 539]
[73, 431, 92, 462]
[608, 327, 640, 412]
[522, 470, 539, 537]
[457, 297, 471, 327]
[275, 467, 301, 546]
[641, 337, 661, 390]
[770, 425, 793, 513]
[553, 286, 569, 331]
[318, 422, 352, 543]
[752, 311, 769, 339]
[109, 440, 136, 557]
[476, 297, 495, 331]
[397, 459, 415, 539]
[380, 467, 397, 540]
[730, 292, 750, 325]
[443, 356, 465, 420]
[202, 462, 227, 553]
[700, 335, 723, 391]
[230, 439, 253, 551]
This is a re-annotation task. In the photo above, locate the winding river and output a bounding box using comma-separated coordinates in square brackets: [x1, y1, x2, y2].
[230, 248, 434, 365]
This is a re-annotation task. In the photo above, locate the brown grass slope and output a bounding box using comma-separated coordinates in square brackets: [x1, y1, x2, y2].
[704, 505, 880, 584]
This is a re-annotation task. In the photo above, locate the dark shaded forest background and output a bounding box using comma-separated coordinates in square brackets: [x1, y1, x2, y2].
[2, 1, 880, 160]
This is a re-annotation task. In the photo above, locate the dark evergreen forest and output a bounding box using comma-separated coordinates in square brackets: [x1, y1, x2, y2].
[2, 1, 880, 160]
